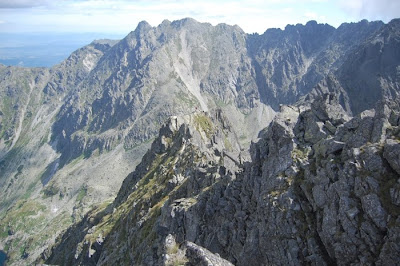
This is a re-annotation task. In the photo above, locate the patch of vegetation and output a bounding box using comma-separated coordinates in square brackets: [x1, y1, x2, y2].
[76, 186, 88, 202]
[68, 153, 85, 167]
[167, 243, 180, 255]
[269, 190, 282, 197]
[83, 152, 174, 244]
[268, 173, 292, 198]
[171, 257, 189, 266]
[224, 136, 232, 151]
[215, 98, 229, 107]
[291, 147, 308, 161]
[5, 208, 72, 265]
[139, 206, 161, 243]
[82, 142, 195, 265]
[42, 185, 59, 198]
[175, 91, 198, 108]
[124, 136, 155, 151]
[22, 180, 38, 200]
[39, 129, 50, 146]
[0, 200, 46, 237]
[12, 164, 24, 180]
[194, 114, 214, 138]
[84, 148, 100, 158]
[0, 227, 8, 238]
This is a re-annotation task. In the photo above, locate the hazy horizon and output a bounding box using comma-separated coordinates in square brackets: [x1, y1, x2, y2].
[0, 32, 125, 67]
[1, 0, 399, 67]
[0, 16, 398, 68]
[1, 1, 399, 68]
[1, 0, 399, 34]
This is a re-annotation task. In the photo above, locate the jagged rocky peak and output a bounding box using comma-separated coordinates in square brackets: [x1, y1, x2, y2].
[245, 95, 400, 265]
[307, 18, 400, 115]
[114, 108, 243, 205]
[47, 16, 390, 174]
[292, 93, 350, 145]
[137, 20, 152, 30]
[43, 108, 244, 265]
[171, 17, 200, 27]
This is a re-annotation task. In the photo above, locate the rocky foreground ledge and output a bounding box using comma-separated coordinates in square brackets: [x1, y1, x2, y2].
[42, 94, 400, 265]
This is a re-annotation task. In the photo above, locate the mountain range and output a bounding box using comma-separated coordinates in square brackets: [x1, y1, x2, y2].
[0, 17, 399, 265]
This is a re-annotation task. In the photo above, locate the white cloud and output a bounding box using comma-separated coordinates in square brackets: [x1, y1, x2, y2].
[0, 0, 399, 34]
[0, 0, 49, 8]
[304, 11, 327, 22]
[339, 0, 400, 21]
[305, 11, 318, 19]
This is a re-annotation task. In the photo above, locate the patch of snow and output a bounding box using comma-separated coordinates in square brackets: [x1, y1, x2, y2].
[51, 204, 58, 213]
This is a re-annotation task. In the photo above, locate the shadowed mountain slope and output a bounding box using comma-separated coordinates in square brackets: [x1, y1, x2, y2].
[1, 18, 400, 265]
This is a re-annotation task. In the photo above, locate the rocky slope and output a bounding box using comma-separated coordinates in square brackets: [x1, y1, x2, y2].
[0, 40, 124, 264]
[43, 110, 243, 265]
[1, 17, 400, 264]
[247, 19, 384, 109]
[307, 19, 400, 115]
[51, 18, 385, 167]
[44, 94, 400, 265]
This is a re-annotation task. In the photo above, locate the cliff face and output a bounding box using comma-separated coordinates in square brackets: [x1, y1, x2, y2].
[50, 18, 385, 167]
[308, 19, 400, 115]
[226, 95, 400, 265]
[45, 94, 400, 265]
[1, 17, 400, 265]
[247, 20, 384, 109]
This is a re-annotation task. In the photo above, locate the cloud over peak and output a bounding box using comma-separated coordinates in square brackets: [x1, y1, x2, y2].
[0, 0, 49, 9]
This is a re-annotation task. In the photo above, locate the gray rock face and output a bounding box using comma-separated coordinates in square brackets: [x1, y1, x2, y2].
[384, 139, 400, 175]
[361, 193, 387, 230]
[308, 19, 400, 115]
[48, 17, 387, 169]
[44, 94, 400, 265]
[1, 17, 400, 265]
[185, 241, 234, 266]
[43, 109, 244, 265]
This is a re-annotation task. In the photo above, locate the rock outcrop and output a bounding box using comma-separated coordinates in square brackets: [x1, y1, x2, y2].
[44, 94, 400, 265]
[43, 109, 243, 265]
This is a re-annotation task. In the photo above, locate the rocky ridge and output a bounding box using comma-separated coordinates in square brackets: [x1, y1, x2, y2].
[43, 109, 243, 265]
[44, 94, 400, 265]
[1, 18, 400, 265]
[307, 19, 400, 115]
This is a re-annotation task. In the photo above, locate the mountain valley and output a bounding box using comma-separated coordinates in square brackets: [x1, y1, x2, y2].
[0, 17, 399, 265]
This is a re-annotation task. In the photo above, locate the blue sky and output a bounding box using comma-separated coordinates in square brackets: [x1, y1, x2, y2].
[0, 0, 399, 35]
